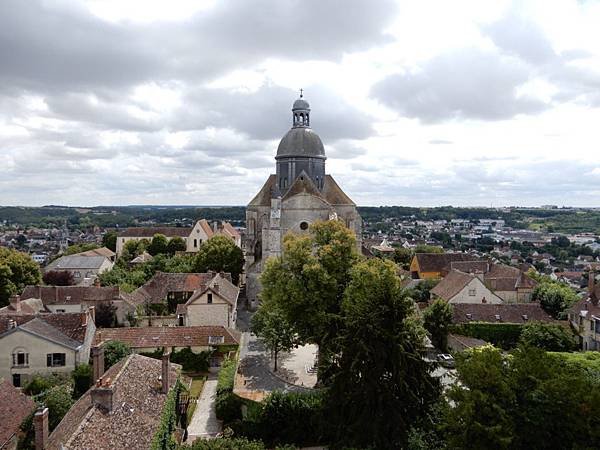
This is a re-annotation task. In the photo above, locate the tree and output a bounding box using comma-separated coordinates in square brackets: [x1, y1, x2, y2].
[0, 248, 41, 307]
[259, 220, 359, 376]
[406, 278, 440, 303]
[43, 384, 75, 430]
[103, 340, 131, 368]
[72, 363, 92, 399]
[43, 270, 74, 286]
[95, 301, 118, 327]
[423, 299, 453, 351]
[532, 281, 578, 319]
[393, 247, 413, 269]
[102, 231, 118, 252]
[519, 322, 576, 351]
[166, 236, 186, 255]
[64, 243, 99, 255]
[326, 258, 440, 449]
[194, 235, 244, 285]
[147, 233, 169, 256]
[251, 302, 297, 372]
[414, 244, 443, 254]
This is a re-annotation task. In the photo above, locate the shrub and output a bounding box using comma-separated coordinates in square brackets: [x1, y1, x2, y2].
[180, 437, 267, 450]
[72, 364, 92, 399]
[43, 270, 74, 286]
[451, 322, 523, 349]
[104, 340, 131, 368]
[519, 322, 577, 351]
[22, 374, 64, 396]
[150, 379, 184, 450]
[215, 357, 243, 424]
[171, 348, 211, 373]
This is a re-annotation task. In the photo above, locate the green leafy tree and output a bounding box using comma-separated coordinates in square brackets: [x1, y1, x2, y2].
[519, 322, 576, 351]
[43, 270, 74, 286]
[393, 247, 413, 269]
[103, 340, 131, 368]
[180, 437, 266, 450]
[443, 345, 515, 450]
[251, 303, 297, 372]
[64, 243, 100, 255]
[423, 299, 453, 351]
[166, 236, 187, 255]
[95, 301, 118, 327]
[532, 281, 578, 319]
[0, 248, 41, 307]
[194, 235, 244, 284]
[326, 258, 440, 449]
[406, 278, 440, 302]
[102, 231, 118, 252]
[414, 244, 444, 254]
[260, 220, 359, 375]
[147, 233, 169, 256]
[43, 384, 75, 430]
[72, 363, 92, 399]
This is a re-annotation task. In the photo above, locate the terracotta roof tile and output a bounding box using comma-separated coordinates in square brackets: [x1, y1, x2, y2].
[117, 226, 191, 238]
[21, 286, 122, 305]
[430, 270, 475, 301]
[452, 303, 554, 324]
[414, 253, 479, 274]
[0, 379, 36, 448]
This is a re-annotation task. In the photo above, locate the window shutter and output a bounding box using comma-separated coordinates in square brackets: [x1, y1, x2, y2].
[47, 354, 52, 367]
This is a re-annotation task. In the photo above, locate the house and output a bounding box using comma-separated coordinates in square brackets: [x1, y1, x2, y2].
[451, 303, 554, 325]
[430, 270, 503, 304]
[72, 246, 116, 262]
[569, 274, 600, 350]
[128, 272, 239, 328]
[44, 255, 113, 286]
[0, 378, 36, 450]
[94, 326, 239, 365]
[45, 352, 182, 450]
[0, 310, 96, 387]
[0, 295, 47, 315]
[409, 253, 479, 279]
[19, 286, 135, 325]
[115, 219, 241, 256]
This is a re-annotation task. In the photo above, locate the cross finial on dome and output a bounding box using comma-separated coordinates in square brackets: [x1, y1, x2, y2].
[299, 88, 303, 98]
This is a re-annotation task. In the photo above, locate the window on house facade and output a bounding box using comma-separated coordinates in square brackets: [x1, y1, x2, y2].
[178, 315, 185, 326]
[74, 271, 81, 278]
[194, 239, 198, 248]
[468, 289, 476, 296]
[12, 374, 21, 387]
[56, 309, 66, 313]
[12, 351, 29, 367]
[208, 336, 225, 345]
[207, 293, 213, 304]
[47, 353, 66, 367]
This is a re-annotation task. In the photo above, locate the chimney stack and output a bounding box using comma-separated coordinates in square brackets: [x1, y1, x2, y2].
[213, 283, 219, 293]
[9, 294, 20, 312]
[92, 346, 105, 383]
[8, 319, 16, 329]
[91, 383, 113, 412]
[34, 407, 49, 450]
[161, 350, 171, 394]
[88, 306, 96, 325]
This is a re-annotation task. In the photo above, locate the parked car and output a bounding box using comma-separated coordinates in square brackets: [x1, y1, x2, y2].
[437, 353, 455, 368]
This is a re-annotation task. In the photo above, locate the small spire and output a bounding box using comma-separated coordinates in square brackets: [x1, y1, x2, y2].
[299, 88, 303, 98]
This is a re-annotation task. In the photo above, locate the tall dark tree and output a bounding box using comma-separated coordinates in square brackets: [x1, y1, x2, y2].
[147, 233, 168, 256]
[251, 302, 297, 372]
[102, 231, 118, 252]
[326, 258, 440, 449]
[423, 299, 453, 351]
[166, 236, 187, 255]
[95, 301, 118, 327]
[194, 235, 244, 284]
[43, 270, 75, 286]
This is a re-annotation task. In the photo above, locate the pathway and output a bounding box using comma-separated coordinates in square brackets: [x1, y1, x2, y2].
[186, 373, 221, 443]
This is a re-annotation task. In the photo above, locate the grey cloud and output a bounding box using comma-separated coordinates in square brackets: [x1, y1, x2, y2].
[371, 48, 548, 122]
[429, 139, 453, 145]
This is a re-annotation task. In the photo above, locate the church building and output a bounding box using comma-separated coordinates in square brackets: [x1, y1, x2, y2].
[245, 93, 362, 304]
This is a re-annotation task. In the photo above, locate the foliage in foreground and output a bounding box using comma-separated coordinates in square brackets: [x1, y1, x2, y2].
[103, 340, 132, 368]
[193, 235, 244, 285]
[423, 299, 453, 351]
[0, 247, 41, 306]
[215, 357, 243, 424]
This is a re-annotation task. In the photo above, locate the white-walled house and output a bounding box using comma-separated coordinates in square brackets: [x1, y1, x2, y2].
[44, 255, 113, 286]
[0, 310, 96, 387]
[430, 269, 504, 304]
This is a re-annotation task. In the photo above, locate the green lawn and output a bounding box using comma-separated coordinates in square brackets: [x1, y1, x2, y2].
[186, 376, 206, 422]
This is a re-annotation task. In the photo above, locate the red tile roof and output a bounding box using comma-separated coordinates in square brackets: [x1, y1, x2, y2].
[21, 286, 123, 305]
[117, 226, 192, 238]
[0, 379, 36, 448]
[452, 303, 554, 324]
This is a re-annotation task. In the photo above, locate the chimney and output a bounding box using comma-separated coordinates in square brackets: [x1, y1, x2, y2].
[92, 346, 105, 383]
[589, 271, 595, 295]
[94, 278, 101, 287]
[9, 294, 20, 312]
[90, 383, 113, 412]
[88, 306, 96, 325]
[161, 350, 171, 394]
[34, 407, 49, 450]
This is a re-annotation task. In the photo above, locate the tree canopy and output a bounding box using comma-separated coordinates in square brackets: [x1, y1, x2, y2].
[0, 247, 41, 307]
[532, 279, 578, 319]
[194, 235, 244, 285]
[147, 233, 169, 256]
[519, 321, 576, 351]
[423, 299, 453, 351]
[251, 302, 297, 372]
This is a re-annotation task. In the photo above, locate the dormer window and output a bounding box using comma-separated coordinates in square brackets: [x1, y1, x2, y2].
[495, 314, 501, 321]
[466, 313, 472, 320]
[208, 336, 224, 345]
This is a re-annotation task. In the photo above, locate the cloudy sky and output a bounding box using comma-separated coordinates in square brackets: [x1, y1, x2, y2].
[1, 0, 600, 207]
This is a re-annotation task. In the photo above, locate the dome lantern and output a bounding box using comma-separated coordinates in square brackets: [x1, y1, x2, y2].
[292, 89, 310, 128]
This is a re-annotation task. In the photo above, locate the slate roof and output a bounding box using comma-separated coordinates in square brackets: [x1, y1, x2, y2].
[94, 326, 240, 349]
[248, 174, 355, 207]
[117, 226, 192, 238]
[21, 286, 123, 305]
[0, 378, 36, 448]
[0, 297, 46, 315]
[0, 313, 88, 346]
[452, 303, 554, 324]
[414, 253, 479, 274]
[45, 255, 109, 271]
[47, 354, 180, 450]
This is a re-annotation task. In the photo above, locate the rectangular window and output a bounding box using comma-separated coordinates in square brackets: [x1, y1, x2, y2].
[194, 239, 197, 248]
[468, 289, 476, 296]
[47, 353, 66, 367]
[74, 271, 81, 278]
[207, 293, 213, 304]
[12, 374, 21, 387]
[56, 309, 66, 313]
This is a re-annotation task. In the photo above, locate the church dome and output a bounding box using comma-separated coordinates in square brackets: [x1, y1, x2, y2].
[276, 127, 326, 159]
[292, 98, 310, 110]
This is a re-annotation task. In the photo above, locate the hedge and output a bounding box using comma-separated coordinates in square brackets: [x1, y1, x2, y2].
[150, 378, 184, 450]
[215, 357, 243, 424]
[451, 322, 523, 349]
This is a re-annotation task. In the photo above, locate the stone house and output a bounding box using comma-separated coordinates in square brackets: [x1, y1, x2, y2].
[115, 219, 240, 256]
[430, 269, 503, 304]
[128, 272, 239, 328]
[569, 275, 600, 350]
[0, 310, 96, 387]
[18, 286, 135, 325]
[44, 255, 113, 286]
